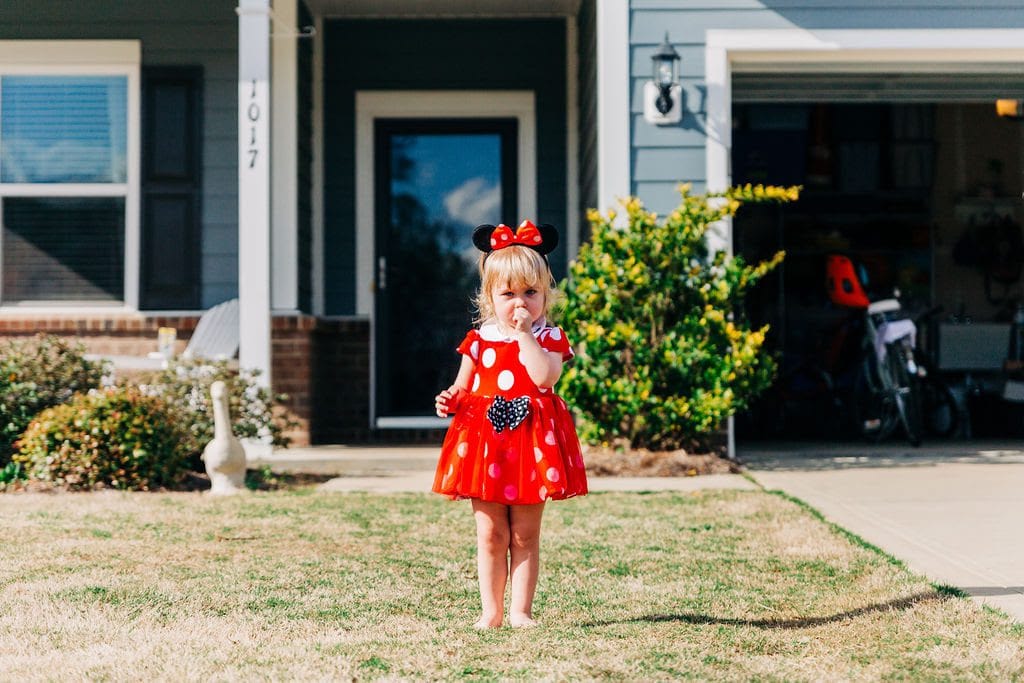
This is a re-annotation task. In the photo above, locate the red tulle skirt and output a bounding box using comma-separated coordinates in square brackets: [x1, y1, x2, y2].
[432, 394, 588, 505]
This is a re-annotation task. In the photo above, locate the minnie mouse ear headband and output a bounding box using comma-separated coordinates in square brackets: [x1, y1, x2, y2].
[472, 220, 559, 257]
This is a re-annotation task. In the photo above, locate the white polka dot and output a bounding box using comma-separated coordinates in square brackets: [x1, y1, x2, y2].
[490, 238, 497, 248]
[547, 467, 560, 483]
[470, 340, 480, 359]
[538, 486, 548, 501]
[538, 387, 548, 393]
[504, 484, 518, 500]
[497, 370, 515, 391]
[530, 470, 537, 482]
[457, 442, 468, 458]
[534, 447, 544, 462]
[481, 348, 496, 368]
[544, 431, 557, 446]
[472, 374, 480, 392]
[488, 463, 501, 479]
[550, 328, 562, 341]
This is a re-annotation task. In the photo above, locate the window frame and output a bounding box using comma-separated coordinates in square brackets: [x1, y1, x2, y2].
[0, 40, 140, 310]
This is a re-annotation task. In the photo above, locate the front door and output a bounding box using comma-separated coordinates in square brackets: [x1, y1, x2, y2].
[374, 118, 517, 425]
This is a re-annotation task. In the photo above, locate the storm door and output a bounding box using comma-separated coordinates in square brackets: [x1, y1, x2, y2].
[374, 119, 517, 425]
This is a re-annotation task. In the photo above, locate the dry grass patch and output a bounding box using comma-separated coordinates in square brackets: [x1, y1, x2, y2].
[0, 489, 1022, 681]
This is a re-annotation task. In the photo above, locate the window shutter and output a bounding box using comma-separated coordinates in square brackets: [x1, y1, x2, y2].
[140, 67, 202, 310]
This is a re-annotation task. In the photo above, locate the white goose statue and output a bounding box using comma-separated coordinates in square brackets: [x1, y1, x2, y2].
[203, 380, 247, 494]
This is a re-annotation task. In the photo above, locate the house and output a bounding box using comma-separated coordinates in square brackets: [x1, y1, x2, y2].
[0, 1, 1022, 446]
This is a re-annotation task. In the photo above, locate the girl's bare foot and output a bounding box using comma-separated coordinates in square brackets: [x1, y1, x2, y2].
[474, 614, 503, 629]
[509, 613, 539, 628]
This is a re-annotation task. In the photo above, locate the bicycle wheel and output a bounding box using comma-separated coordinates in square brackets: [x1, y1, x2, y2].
[853, 353, 901, 442]
[886, 342, 923, 447]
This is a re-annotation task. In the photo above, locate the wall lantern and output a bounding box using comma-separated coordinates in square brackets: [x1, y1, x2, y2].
[996, 99, 1024, 120]
[644, 32, 682, 125]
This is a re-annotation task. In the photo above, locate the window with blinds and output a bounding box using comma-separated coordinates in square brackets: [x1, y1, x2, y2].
[0, 74, 129, 304]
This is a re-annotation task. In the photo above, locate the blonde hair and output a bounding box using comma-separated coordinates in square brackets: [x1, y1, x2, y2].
[474, 246, 560, 324]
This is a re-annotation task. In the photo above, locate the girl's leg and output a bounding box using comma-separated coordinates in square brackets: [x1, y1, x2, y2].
[471, 499, 511, 628]
[508, 502, 545, 627]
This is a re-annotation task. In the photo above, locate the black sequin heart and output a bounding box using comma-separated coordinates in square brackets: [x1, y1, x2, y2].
[486, 396, 531, 432]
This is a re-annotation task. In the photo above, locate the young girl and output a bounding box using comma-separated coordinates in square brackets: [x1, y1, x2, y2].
[432, 219, 588, 629]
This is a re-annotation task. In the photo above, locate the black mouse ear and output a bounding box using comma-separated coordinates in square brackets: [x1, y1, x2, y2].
[536, 224, 559, 255]
[472, 224, 496, 253]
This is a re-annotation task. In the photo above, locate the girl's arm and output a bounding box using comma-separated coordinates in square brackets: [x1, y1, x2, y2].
[435, 355, 475, 417]
[513, 310, 563, 388]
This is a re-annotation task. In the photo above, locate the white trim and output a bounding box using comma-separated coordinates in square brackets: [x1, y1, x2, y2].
[238, 0, 273, 387]
[271, 0, 299, 311]
[355, 90, 536, 428]
[376, 416, 451, 429]
[124, 62, 141, 311]
[0, 184, 130, 196]
[704, 27, 1024, 458]
[0, 43, 140, 309]
[311, 14, 325, 316]
[566, 16, 580, 260]
[0, 41, 139, 65]
[354, 90, 537, 318]
[704, 27, 1024, 208]
[596, 0, 629, 213]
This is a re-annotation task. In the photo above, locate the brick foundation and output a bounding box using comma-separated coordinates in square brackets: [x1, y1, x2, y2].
[0, 313, 444, 446]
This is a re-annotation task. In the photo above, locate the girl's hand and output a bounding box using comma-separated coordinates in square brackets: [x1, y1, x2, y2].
[512, 306, 534, 335]
[435, 386, 465, 418]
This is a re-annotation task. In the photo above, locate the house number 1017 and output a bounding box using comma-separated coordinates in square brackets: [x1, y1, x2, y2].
[247, 79, 260, 169]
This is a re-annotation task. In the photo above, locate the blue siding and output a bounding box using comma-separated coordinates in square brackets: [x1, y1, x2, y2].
[577, 0, 599, 240]
[628, 0, 1024, 211]
[0, 0, 239, 309]
[323, 19, 567, 316]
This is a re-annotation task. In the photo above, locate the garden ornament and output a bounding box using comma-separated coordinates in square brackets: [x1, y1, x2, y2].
[203, 380, 246, 494]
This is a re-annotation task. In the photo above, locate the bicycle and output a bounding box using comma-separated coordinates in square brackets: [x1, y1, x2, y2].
[827, 254, 924, 447]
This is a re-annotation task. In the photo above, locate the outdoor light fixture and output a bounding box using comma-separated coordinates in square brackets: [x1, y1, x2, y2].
[644, 32, 682, 125]
[996, 99, 1024, 119]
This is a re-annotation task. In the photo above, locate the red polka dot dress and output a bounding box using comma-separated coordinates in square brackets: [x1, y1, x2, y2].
[433, 321, 588, 505]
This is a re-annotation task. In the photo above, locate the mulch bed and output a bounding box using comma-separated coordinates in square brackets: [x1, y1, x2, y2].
[582, 444, 742, 477]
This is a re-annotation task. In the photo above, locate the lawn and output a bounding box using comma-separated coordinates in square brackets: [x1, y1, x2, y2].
[1, 487, 1022, 681]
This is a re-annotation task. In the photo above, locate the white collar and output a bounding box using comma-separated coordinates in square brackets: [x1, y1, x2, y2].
[478, 317, 548, 342]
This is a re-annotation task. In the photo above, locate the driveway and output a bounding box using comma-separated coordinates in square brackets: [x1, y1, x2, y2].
[741, 439, 1024, 621]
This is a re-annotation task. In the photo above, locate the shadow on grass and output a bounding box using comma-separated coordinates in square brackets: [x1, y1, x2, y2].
[580, 590, 945, 630]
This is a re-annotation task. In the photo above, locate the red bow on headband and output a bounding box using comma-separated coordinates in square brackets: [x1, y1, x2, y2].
[490, 220, 544, 251]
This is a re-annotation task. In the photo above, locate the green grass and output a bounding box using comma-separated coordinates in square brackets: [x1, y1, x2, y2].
[0, 488, 1021, 680]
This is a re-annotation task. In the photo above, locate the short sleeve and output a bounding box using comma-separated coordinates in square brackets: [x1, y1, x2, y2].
[456, 330, 481, 361]
[537, 326, 574, 361]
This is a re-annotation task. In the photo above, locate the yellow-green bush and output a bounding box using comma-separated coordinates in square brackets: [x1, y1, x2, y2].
[0, 334, 106, 465]
[14, 386, 190, 490]
[559, 184, 795, 450]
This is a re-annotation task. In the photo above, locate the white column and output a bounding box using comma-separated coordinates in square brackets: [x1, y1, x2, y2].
[238, 0, 272, 387]
[271, 0, 298, 312]
[596, 0, 630, 213]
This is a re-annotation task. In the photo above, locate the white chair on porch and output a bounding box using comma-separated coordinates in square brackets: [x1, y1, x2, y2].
[87, 298, 240, 371]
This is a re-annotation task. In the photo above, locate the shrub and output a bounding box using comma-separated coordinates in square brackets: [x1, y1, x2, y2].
[0, 335, 106, 465]
[13, 386, 190, 490]
[137, 358, 292, 466]
[558, 184, 796, 451]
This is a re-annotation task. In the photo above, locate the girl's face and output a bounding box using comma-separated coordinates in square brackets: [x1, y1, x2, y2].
[491, 280, 546, 332]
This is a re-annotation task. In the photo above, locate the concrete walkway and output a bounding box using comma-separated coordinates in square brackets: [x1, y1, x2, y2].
[255, 440, 1024, 621]
[252, 445, 757, 494]
[742, 440, 1024, 621]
